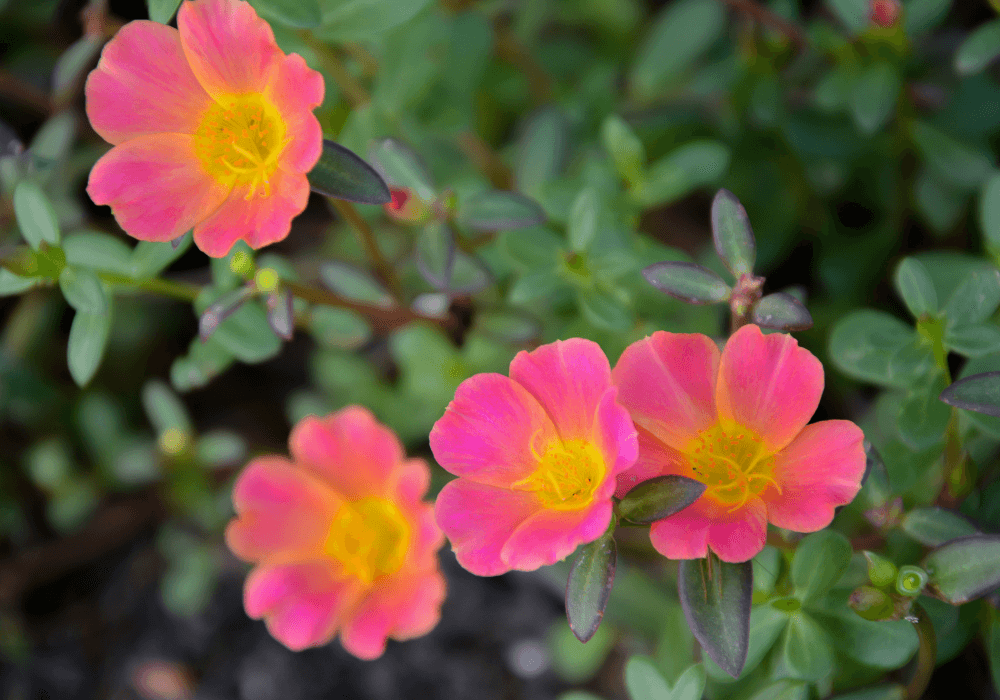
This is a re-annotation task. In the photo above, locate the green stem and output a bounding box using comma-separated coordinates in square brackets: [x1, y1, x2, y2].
[97, 273, 201, 302]
[903, 602, 937, 700]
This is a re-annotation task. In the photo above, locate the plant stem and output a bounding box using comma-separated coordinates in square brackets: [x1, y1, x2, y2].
[99, 273, 201, 302]
[342, 42, 379, 77]
[902, 602, 937, 700]
[301, 32, 370, 107]
[329, 199, 401, 295]
[494, 24, 552, 105]
[718, 0, 809, 50]
[284, 280, 451, 333]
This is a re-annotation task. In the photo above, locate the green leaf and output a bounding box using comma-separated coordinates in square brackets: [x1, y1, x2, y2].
[894, 258, 938, 317]
[130, 232, 192, 279]
[567, 188, 600, 253]
[669, 664, 707, 700]
[248, 0, 321, 27]
[501, 226, 563, 270]
[945, 323, 1000, 356]
[195, 430, 246, 468]
[711, 189, 755, 278]
[630, 0, 725, 99]
[910, 120, 995, 191]
[199, 287, 253, 342]
[808, 590, 918, 668]
[28, 111, 77, 172]
[442, 11, 492, 96]
[829, 310, 923, 388]
[678, 558, 752, 678]
[367, 138, 435, 201]
[566, 532, 616, 643]
[315, 0, 433, 41]
[62, 231, 133, 276]
[602, 116, 645, 184]
[824, 0, 869, 34]
[979, 173, 1000, 251]
[67, 309, 112, 387]
[900, 507, 978, 547]
[904, 0, 951, 35]
[195, 290, 282, 364]
[266, 290, 294, 341]
[792, 530, 852, 603]
[780, 613, 834, 681]
[142, 379, 194, 436]
[473, 309, 541, 344]
[643, 262, 731, 304]
[447, 250, 492, 295]
[624, 656, 671, 700]
[633, 141, 731, 207]
[13, 180, 60, 249]
[309, 140, 390, 205]
[0, 269, 37, 296]
[915, 168, 968, 233]
[849, 62, 900, 135]
[617, 475, 705, 525]
[550, 621, 615, 684]
[942, 267, 1000, 328]
[705, 604, 788, 681]
[515, 106, 569, 197]
[578, 287, 632, 332]
[320, 261, 394, 307]
[955, 20, 1000, 76]
[59, 267, 108, 315]
[940, 370, 1000, 417]
[746, 681, 808, 700]
[147, 0, 183, 22]
[923, 535, 1000, 604]
[510, 269, 568, 306]
[897, 373, 950, 450]
[309, 306, 370, 349]
[52, 35, 102, 103]
[415, 221, 455, 290]
[458, 191, 545, 231]
[987, 607, 1000, 697]
[752, 293, 813, 331]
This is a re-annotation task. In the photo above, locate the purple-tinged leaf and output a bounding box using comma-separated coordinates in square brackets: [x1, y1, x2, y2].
[566, 532, 616, 643]
[618, 475, 705, 525]
[458, 191, 545, 231]
[415, 222, 456, 290]
[367, 138, 435, 202]
[923, 535, 1000, 604]
[711, 189, 755, 278]
[309, 140, 391, 205]
[752, 292, 813, 331]
[266, 289, 294, 341]
[940, 371, 1000, 417]
[643, 261, 731, 304]
[199, 286, 253, 343]
[678, 557, 752, 678]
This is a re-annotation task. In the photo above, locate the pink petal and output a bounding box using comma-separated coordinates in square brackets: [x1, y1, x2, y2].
[612, 332, 720, 451]
[716, 325, 824, 453]
[267, 53, 324, 174]
[87, 134, 230, 242]
[649, 495, 767, 563]
[500, 500, 613, 571]
[177, 0, 282, 100]
[429, 373, 559, 487]
[593, 387, 638, 499]
[244, 561, 361, 651]
[614, 428, 691, 499]
[191, 167, 309, 256]
[433, 479, 541, 576]
[395, 458, 431, 505]
[85, 20, 212, 145]
[401, 501, 445, 564]
[509, 338, 612, 442]
[288, 407, 404, 500]
[225, 457, 337, 563]
[764, 420, 866, 532]
[339, 570, 446, 660]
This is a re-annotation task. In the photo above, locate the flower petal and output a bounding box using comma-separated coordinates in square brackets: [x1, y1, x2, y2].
[244, 560, 362, 651]
[87, 134, 230, 242]
[192, 167, 309, 256]
[509, 338, 612, 442]
[268, 53, 324, 174]
[433, 479, 540, 576]
[85, 20, 212, 145]
[500, 500, 612, 572]
[716, 325, 823, 452]
[394, 457, 432, 505]
[764, 420, 866, 532]
[613, 332, 720, 451]
[614, 427, 691, 499]
[339, 570, 446, 660]
[288, 407, 404, 500]
[593, 387, 638, 500]
[429, 373, 559, 487]
[649, 495, 767, 563]
[177, 0, 283, 99]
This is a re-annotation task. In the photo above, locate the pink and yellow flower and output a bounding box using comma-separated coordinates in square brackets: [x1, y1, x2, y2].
[85, 0, 324, 257]
[430, 338, 638, 576]
[612, 324, 865, 563]
[225, 407, 445, 658]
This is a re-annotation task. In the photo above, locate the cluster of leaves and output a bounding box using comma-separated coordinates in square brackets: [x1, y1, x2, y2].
[2, 0, 1000, 698]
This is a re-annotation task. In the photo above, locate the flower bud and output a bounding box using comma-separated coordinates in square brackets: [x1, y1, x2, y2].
[896, 565, 928, 597]
[850, 585, 895, 621]
[384, 187, 429, 223]
[870, 0, 900, 28]
[863, 550, 898, 588]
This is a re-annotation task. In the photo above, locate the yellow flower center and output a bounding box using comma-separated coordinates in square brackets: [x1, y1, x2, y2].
[686, 425, 781, 511]
[323, 497, 410, 585]
[193, 94, 288, 200]
[511, 436, 606, 510]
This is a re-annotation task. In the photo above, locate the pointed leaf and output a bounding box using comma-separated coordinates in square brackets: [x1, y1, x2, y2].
[753, 293, 812, 331]
[894, 258, 938, 317]
[923, 535, 1000, 604]
[897, 373, 950, 450]
[678, 558, 752, 678]
[266, 289, 294, 340]
[458, 191, 545, 231]
[367, 138, 435, 202]
[515, 106, 569, 196]
[849, 62, 900, 135]
[624, 656, 671, 700]
[643, 261, 731, 304]
[633, 141, 731, 207]
[945, 323, 1000, 357]
[566, 532, 616, 643]
[910, 120, 994, 191]
[68, 309, 112, 387]
[320, 261, 394, 307]
[955, 19, 1000, 76]
[147, 0, 183, 23]
[59, 267, 108, 315]
[309, 140, 390, 205]
[448, 250, 492, 295]
[617, 475, 705, 525]
[900, 507, 978, 547]
[711, 189, 755, 278]
[142, 379, 194, 435]
[567, 188, 600, 252]
[199, 286, 253, 343]
[602, 115, 645, 185]
[415, 222, 456, 290]
[940, 371, 1000, 417]
[13, 180, 60, 249]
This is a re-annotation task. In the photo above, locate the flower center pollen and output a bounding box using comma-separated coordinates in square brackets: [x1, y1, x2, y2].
[194, 95, 288, 200]
[323, 497, 410, 585]
[686, 425, 780, 511]
[511, 437, 605, 510]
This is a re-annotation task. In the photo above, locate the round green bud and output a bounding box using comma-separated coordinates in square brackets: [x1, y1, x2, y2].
[895, 565, 928, 597]
[230, 250, 255, 278]
[863, 550, 898, 588]
[255, 267, 280, 293]
[849, 585, 894, 621]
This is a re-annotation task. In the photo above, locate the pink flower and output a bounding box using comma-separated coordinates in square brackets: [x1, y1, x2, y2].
[85, 0, 323, 257]
[225, 407, 446, 658]
[430, 338, 638, 576]
[612, 324, 865, 563]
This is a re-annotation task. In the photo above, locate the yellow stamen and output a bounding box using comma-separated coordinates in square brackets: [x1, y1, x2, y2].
[323, 497, 410, 585]
[685, 425, 781, 511]
[512, 438, 605, 510]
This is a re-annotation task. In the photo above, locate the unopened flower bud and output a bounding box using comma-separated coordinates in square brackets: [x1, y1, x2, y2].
[864, 550, 898, 588]
[850, 585, 895, 621]
[870, 0, 900, 28]
[384, 187, 429, 223]
[896, 565, 928, 597]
